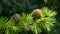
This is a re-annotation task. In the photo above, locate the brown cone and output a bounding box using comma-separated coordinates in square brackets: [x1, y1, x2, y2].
[11, 13, 21, 22]
[32, 9, 42, 20]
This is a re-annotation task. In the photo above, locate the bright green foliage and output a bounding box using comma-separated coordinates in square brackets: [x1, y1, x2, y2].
[41, 7, 56, 17]
[0, 17, 8, 34]
[6, 18, 21, 34]
[41, 7, 56, 31]
[20, 13, 33, 30]
[0, 7, 57, 34]
[0, 17, 8, 29]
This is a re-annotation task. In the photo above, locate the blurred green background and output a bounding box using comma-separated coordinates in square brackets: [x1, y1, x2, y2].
[0, 0, 60, 34]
